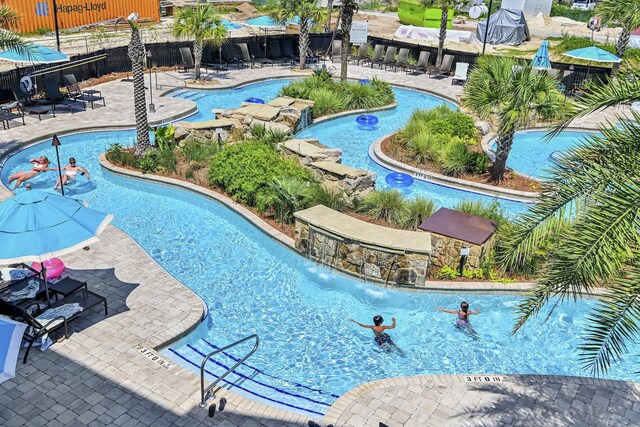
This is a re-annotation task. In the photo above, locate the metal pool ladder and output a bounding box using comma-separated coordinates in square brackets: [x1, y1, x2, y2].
[199, 334, 260, 408]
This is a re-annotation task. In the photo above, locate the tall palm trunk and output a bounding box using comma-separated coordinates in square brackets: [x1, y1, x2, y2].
[128, 24, 151, 157]
[324, 0, 334, 32]
[340, 1, 357, 81]
[491, 127, 516, 183]
[436, 5, 448, 68]
[299, 20, 309, 69]
[193, 39, 203, 80]
[616, 26, 631, 58]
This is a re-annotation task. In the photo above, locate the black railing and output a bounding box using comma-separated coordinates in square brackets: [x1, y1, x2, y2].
[0, 32, 612, 103]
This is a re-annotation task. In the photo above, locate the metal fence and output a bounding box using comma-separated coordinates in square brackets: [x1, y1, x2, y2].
[0, 32, 612, 103]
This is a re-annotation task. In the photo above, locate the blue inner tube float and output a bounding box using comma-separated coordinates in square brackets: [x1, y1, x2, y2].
[358, 79, 370, 85]
[385, 172, 414, 188]
[356, 114, 379, 126]
[245, 97, 265, 104]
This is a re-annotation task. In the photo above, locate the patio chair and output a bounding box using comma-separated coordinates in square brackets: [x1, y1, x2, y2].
[11, 82, 55, 120]
[177, 47, 196, 73]
[237, 43, 264, 68]
[405, 51, 431, 75]
[42, 77, 86, 113]
[281, 38, 300, 64]
[248, 40, 274, 66]
[62, 74, 105, 109]
[349, 43, 369, 65]
[451, 62, 470, 85]
[0, 287, 107, 363]
[372, 46, 396, 69]
[386, 48, 410, 72]
[330, 40, 342, 63]
[429, 54, 454, 79]
[221, 45, 243, 69]
[0, 104, 25, 128]
[268, 40, 292, 66]
[361, 44, 384, 67]
[202, 47, 228, 71]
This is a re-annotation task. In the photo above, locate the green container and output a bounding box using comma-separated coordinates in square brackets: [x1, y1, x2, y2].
[398, 0, 453, 29]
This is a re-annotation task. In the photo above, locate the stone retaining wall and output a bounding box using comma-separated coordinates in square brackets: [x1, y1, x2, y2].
[429, 234, 495, 270]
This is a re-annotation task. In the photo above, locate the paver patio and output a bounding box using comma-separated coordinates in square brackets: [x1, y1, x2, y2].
[0, 64, 635, 426]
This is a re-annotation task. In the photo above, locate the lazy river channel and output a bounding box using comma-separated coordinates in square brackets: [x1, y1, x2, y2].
[2, 79, 636, 416]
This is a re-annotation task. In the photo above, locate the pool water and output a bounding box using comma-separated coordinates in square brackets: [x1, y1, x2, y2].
[492, 130, 597, 179]
[215, 19, 243, 31]
[3, 81, 636, 416]
[244, 15, 301, 27]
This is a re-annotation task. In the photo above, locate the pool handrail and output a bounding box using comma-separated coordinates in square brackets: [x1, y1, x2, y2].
[199, 334, 260, 408]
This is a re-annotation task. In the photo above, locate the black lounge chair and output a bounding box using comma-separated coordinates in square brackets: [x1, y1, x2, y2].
[361, 44, 384, 67]
[406, 51, 431, 75]
[62, 74, 105, 109]
[249, 40, 274, 66]
[268, 40, 292, 66]
[0, 287, 107, 363]
[429, 54, 454, 79]
[386, 47, 410, 72]
[11, 82, 55, 120]
[281, 38, 300, 64]
[0, 102, 25, 128]
[237, 43, 264, 68]
[349, 43, 369, 65]
[221, 45, 242, 69]
[42, 77, 86, 113]
[177, 47, 196, 73]
[373, 46, 396, 69]
[202, 47, 228, 71]
[330, 39, 341, 63]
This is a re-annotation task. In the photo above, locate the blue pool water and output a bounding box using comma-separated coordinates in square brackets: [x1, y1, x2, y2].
[2, 81, 637, 416]
[244, 16, 289, 27]
[215, 19, 243, 31]
[492, 130, 597, 179]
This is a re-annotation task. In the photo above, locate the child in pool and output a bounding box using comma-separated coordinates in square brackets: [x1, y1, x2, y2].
[351, 315, 399, 351]
[436, 301, 480, 327]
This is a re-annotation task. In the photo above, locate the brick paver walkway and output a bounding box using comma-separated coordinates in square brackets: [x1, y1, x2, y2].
[1, 63, 635, 426]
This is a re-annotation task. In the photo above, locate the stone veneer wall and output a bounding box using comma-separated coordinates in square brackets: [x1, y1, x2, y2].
[295, 221, 430, 286]
[429, 233, 496, 270]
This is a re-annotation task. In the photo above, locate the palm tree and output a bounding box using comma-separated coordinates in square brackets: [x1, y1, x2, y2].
[270, 0, 325, 70]
[498, 71, 640, 375]
[209, 15, 228, 67]
[173, 4, 223, 80]
[324, 0, 334, 33]
[0, 5, 29, 55]
[127, 18, 151, 157]
[461, 56, 564, 182]
[420, 0, 458, 67]
[597, 0, 640, 58]
[339, 0, 359, 81]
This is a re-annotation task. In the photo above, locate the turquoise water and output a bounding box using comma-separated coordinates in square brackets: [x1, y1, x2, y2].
[215, 19, 243, 31]
[492, 130, 597, 179]
[2, 81, 637, 416]
[244, 16, 293, 27]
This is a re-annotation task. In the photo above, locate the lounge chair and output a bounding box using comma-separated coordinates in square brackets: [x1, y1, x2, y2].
[268, 40, 292, 66]
[405, 51, 431, 75]
[281, 38, 300, 64]
[11, 82, 55, 120]
[361, 44, 384, 68]
[451, 62, 469, 85]
[372, 46, 396, 69]
[0, 287, 107, 363]
[330, 39, 342, 63]
[386, 48, 410, 72]
[349, 43, 369, 65]
[429, 54, 454, 79]
[42, 77, 86, 113]
[177, 47, 196, 73]
[237, 43, 264, 68]
[0, 102, 25, 128]
[202, 47, 228, 71]
[62, 74, 105, 109]
[221, 45, 243, 69]
[249, 40, 274, 66]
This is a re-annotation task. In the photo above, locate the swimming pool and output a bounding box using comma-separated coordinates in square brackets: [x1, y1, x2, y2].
[214, 19, 243, 31]
[492, 130, 597, 179]
[244, 15, 301, 27]
[2, 81, 637, 416]
[171, 79, 528, 213]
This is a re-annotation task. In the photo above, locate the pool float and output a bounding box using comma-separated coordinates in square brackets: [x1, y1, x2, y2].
[244, 97, 265, 104]
[385, 172, 414, 188]
[31, 258, 65, 280]
[356, 114, 379, 126]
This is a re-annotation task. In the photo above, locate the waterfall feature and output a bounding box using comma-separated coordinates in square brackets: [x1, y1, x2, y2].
[295, 106, 313, 133]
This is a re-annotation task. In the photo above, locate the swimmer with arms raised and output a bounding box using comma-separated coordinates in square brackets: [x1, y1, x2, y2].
[351, 315, 401, 352]
[436, 301, 480, 327]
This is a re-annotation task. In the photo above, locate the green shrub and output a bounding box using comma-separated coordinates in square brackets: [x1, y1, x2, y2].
[448, 112, 477, 139]
[138, 150, 158, 173]
[426, 119, 455, 137]
[441, 139, 473, 176]
[106, 143, 138, 168]
[550, 4, 591, 23]
[259, 177, 312, 224]
[157, 148, 177, 173]
[309, 184, 350, 212]
[401, 197, 435, 230]
[151, 125, 175, 150]
[368, 77, 395, 105]
[437, 265, 460, 280]
[408, 132, 443, 164]
[342, 82, 386, 110]
[181, 139, 220, 163]
[208, 140, 311, 206]
[453, 199, 508, 227]
[310, 87, 346, 117]
[398, 119, 429, 142]
[359, 189, 406, 226]
[468, 152, 489, 174]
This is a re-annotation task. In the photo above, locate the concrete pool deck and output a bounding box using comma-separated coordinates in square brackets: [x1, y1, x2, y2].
[0, 65, 635, 426]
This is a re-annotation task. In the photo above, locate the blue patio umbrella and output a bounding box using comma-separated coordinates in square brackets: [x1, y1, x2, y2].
[0, 316, 27, 384]
[0, 43, 69, 65]
[0, 189, 113, 265]
[531, 40, 551, 69]
[563, 46, 622, 63]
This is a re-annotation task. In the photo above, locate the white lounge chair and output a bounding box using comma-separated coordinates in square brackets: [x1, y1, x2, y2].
[452, 62, 469, 85]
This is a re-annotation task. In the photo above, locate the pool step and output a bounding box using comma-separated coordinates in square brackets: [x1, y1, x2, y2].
[168, 339, 335, 416]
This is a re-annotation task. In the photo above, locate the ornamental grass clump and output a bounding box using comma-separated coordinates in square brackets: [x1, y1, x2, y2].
[358, 189, 407, 226]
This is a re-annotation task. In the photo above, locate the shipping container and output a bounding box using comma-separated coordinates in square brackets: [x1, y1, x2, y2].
[1, 0, 160, 33]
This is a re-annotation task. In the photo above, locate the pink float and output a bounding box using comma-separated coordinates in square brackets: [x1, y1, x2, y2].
[31, 258, 65, 280]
